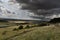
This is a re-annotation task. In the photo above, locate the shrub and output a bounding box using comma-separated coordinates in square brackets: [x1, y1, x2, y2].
[13, 28, 18, 31]
[18, 25, 23, 29]
[25, 25, 31, 28]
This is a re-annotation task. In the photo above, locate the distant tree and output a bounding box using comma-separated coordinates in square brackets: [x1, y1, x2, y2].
[0, 20, 8, 22]
[49, 18, 60, 23]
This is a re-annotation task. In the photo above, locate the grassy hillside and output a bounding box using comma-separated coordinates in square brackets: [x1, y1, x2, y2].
[0, 25, 60, 40]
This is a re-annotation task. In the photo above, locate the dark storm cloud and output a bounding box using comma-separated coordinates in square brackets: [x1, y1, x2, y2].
[16, 0, 60, 9]
[16, 0, 60, 20]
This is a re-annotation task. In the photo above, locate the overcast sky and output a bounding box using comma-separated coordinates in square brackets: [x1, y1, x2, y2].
[16, 0, 60, 21]
[1, 0, 9, 2]
[0, 0, 41, 20]
[1, 0, 60, 21]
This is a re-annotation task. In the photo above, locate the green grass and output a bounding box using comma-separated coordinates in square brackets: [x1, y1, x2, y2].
[0, 25, 60, 40]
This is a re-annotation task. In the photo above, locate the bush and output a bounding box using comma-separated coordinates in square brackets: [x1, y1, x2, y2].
[25, 25, 31, 28]
[18, 25, 23, 29]
[13, 28, 18, 31]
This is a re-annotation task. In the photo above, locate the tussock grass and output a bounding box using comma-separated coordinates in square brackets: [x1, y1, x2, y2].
[0, 25, 60, 40]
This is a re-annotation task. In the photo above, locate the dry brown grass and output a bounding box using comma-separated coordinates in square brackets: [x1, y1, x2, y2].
[0, 24, 60, 40]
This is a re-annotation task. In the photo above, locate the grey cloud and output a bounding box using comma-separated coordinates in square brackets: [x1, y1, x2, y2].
[0, 1, 41, 20]
[16, 0, 60, 21]
[16, 0, 60, 10]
